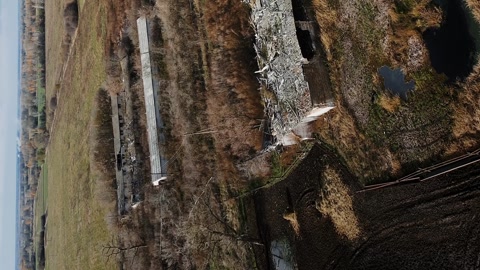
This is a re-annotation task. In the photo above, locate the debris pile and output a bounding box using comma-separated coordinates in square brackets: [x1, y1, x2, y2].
[248, 0, 334, 145]
[249, 0, 312, 137]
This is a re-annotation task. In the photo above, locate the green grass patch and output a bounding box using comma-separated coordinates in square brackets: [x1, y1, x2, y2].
[271, 151, 285, 178]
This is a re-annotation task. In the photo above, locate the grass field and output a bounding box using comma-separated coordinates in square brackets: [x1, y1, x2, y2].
[34, 164, 48, 270]
[43, 0, 116, 269]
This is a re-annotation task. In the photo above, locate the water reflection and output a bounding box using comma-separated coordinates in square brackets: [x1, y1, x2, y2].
[378, 66, 415, 100]
[270, 239, 296, 270]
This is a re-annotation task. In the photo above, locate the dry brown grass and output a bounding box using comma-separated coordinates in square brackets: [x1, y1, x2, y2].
[449, 2, 480, 153]
[317, 105, 401, 180]
[98, 0, 264, 268]
[449, 66, 480, 153]
[466, 0, 480, 21]
[311, 0, 338, 62]
[199, 0, 264, 166]
[157, 0, 264, 266]
[89, 88, 117, 209]
[316, 166, 360, 241]
[308, 0, 461, 181]
[378, 94, 401, 113]
[283, 212, 301, 236]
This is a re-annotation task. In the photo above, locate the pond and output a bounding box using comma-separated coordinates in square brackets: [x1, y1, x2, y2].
[423, 0, 479, 81]
[378, 66, 415, 100]
[270, 239, 296, 270]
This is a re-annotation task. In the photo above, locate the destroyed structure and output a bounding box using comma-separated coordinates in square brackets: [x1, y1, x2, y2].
[249, 0, 334, 145]
[137, 17, 166, 184]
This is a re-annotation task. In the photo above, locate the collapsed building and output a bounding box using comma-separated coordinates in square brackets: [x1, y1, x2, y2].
[249, 0, 335, 145]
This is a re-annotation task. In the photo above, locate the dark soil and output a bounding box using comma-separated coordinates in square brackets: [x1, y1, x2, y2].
[253, 144, 361, 269]
[254, 143, 480, 270]
[348, 165, 480, 270]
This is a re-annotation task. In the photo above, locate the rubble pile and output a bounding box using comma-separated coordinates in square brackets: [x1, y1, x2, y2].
[248, 0, 313, 139]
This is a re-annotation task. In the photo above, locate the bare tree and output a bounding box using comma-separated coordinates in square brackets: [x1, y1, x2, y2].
[102, 237, 147, 267]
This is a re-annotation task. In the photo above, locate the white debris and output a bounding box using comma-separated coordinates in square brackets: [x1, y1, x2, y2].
[152, 176, 167, 186]
[247, 0, 335, 145]
[249, 0, 312, 138]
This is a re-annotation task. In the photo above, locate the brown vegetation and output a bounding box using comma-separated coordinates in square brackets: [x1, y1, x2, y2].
[283, 212, 301, 235]
[448, 1, 480, 153]
[449, 66, 480, 153]
[89, 88, 117, 207]
[316, 166, 360, 241]
[466, 0, 480, 20]
[35, 0, 480, 269]
[378, 93, 401, 113]
[89, 0, 266, 268]
[308, 0, 462, 182]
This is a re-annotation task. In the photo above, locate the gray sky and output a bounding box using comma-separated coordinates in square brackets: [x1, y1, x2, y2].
[0, 0, 19, 269]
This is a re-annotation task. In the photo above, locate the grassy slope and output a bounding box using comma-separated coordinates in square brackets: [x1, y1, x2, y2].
[44, 0, 65, 106]
[44, 0, 115, 269]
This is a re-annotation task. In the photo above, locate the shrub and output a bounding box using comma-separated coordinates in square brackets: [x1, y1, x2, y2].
[49, 96, 57, 111]
[89, 88, 117, 209]
[316, 166, 360, 241]
[64, 2, 79, 36]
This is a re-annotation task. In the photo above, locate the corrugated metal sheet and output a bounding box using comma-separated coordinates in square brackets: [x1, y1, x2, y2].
[137, 17, 164, 183]
[111, 94, 125, 214]
[137, 17, 150, 54]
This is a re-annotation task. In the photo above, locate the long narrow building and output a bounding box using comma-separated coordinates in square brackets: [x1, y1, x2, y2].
[137, 17, 164, 183]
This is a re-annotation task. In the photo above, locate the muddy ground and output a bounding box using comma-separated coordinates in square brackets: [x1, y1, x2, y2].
[252, 143, 480, 270]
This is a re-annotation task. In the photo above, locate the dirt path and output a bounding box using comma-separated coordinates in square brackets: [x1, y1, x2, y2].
[45, 25, 79, 155]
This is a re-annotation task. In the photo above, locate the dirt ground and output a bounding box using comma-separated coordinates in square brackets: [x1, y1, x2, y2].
[253, 143, 480, 270]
